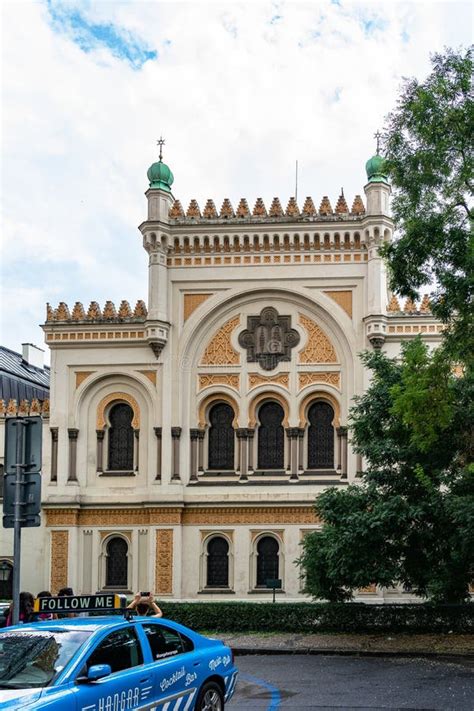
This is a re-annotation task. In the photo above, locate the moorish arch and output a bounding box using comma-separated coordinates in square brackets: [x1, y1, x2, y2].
[197, 391, 240, 429]
[248, 390, 290, 428]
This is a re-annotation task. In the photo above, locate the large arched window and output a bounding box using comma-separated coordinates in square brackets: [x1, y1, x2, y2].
[206, 536, 229, 587]
[256, 536, 279, 587]
[208, 403, 235, 470]
[307, 401, 335, 469]
[105, 537, 128, 588]
[257, 402, 284, 470]
[108, 403, 134, 471]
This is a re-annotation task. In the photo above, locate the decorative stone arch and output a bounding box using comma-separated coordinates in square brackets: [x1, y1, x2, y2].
[198, 391, 240, 429]
[96, 392, 140, 430]
[98, 532, 132, 591]
[249, 530, 285, 590]
[199, 531, 234, 591]
[298, 390, 341, 428]
[248, 391, 290, 428]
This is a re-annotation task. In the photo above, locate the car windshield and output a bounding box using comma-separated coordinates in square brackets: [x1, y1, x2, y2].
[0, 629, 90, 689]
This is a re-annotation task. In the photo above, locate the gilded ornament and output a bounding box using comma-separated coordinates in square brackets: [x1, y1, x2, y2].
[71, 302, 86, 320]
[302, 197, 316, 216]
[387, 295, 401, 312]
[351, 195, 365, 215]
[269, 197, 283, 217]
[319, 196, 333, 216]
[55, 302, 71, 321]
[133, 300, 148, 318]
[87, 301, 102, 319]
[118, 300, 132, 318]
[286, 197, 299, 217]
[169, 200, 184, 218]
[186, 199, 201, 218]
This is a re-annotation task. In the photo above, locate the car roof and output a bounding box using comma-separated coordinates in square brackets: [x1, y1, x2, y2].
[5, 616, 201, 636]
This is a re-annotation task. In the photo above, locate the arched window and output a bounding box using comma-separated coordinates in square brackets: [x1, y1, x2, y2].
[0, 561, 13, 600]
[208, 403, 235, 470]
[206, 537, 229, 587]
[105, 537, 128, 588]
[256, 536, 279, 587]
[108, 403, 134, 471]
[307, 401, 335, 469]
[257, 402, 284, 470]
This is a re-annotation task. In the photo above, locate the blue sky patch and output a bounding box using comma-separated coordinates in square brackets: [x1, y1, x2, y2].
[45, 1, 157, 69]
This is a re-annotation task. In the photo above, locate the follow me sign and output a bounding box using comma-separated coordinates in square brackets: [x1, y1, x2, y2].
[34, 594, 126, 614]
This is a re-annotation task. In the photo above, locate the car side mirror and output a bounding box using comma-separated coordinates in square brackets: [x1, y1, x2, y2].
[87, 664, 112, 681]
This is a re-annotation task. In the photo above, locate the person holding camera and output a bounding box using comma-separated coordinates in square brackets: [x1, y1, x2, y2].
[127, 592, 162, 617]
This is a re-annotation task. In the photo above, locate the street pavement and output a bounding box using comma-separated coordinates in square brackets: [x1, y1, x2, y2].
[227, 654, 474, 710]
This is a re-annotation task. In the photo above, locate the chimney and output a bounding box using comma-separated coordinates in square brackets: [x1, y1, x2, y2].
[21, 343, 44, 369]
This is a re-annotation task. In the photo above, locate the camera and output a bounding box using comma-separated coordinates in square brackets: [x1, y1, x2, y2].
[140, 592, 150, 597]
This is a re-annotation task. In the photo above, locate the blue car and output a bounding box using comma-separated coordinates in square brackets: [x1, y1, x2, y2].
[0, 613, 238, 710]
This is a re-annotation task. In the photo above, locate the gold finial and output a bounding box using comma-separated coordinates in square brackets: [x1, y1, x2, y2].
[157, 136, 165, 162]
[374, 130, 382, 154]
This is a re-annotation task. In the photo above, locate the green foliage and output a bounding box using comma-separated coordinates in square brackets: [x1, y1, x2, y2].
[150, 601, 474, 634]
[298, 339, 473, 603]
[380, 46, 474, 362]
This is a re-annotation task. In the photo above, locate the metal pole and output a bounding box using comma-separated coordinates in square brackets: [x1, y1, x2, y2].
[12, 420, 26, 625]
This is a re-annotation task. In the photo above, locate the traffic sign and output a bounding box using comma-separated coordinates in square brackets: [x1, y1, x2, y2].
[3, 472, 41, 518]
[4, 416, 42, 474]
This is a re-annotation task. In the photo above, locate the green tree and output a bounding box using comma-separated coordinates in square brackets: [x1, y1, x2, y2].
[298, 339, 473, 603]
[381, 47, 473, 362]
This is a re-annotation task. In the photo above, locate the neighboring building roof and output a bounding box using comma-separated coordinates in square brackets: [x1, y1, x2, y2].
[0, 346, 50, 403]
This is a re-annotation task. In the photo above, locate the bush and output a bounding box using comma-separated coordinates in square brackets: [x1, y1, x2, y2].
[155, 601, 473, 634]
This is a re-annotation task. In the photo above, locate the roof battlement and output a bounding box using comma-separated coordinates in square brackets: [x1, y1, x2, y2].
[45, 300, 148, 323]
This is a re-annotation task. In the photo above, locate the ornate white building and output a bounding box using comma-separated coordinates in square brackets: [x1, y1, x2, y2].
[0, 148, 443, 600]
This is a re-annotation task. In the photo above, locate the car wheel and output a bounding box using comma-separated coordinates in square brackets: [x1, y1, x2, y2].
[195, 681, 224, 711]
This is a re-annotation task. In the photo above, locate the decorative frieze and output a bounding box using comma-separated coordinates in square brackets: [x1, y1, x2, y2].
[248, 373, 289, 389]
[155, 529, 174, 595]
[50, 531, 69, 593]
[298, 314, 338, 363]
[45, 507, 183, 527]
[45, 300, 147, 323]
[298, 372, 340, 389]
[198, 374, 240, 390]
[0, 398, 50, 418]
[201, 316, 240, 365]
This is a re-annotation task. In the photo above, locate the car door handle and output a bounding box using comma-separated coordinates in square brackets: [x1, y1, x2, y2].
[193, 662, 200, 667]
[140, 676, 152, 683]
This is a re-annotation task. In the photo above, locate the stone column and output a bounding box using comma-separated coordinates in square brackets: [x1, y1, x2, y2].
[171, 427, 182, 481]
[96, 430, 105, 473]
[197, 430, 205, 473]
[189, 429, 200, 482]
[50, 427, 58, 482]
[298, 428, 305, 473]
[336, 428, 343, 472]
[237, 429, 248, 481]
[67, 428, 79, 481]
[134, 430, 140, 471]
[285, 429, 292, 473]
[356, 453, 363, 478]
[154, 427, 162, 480]
[287, 428, 299, 480]
[247, 428, 255, 474]
[337, 426, 348, 478]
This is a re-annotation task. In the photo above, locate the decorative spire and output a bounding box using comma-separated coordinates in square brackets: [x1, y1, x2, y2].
[269, 197, 283, 217]
[351, 195, 365, 215]
[374, 130, 382, 155]
[419, 294, 431, 312]
[236, 198, 250, 218]
[87, 301, 102, 319]
[286, 197, 299, 217]
[46, 303, 54, 322]
[302, 196, 316, 216]
[404, 297, 417, 313]
[220, 198, 234, 218]
[103, 301, 117, 319]
[169, 200, 184, 218]
[55, 302, 70, 321]
[253, 198, 267, 217]
[319, 196, 333, 216]
[387, 295, 401, 312]
[157, 136, 165, 162]
[133, 300, 148, 318]
[203, 199, 218, 218]
[186, 199, 201, 218]
[71, 302, 86, 320]
[118, 300, 132, 318]
[335, 190, 349, 214]
[147, 137, 174, 191]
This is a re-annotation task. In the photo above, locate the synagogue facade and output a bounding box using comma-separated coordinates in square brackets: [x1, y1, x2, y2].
[0, 149, 443, 600]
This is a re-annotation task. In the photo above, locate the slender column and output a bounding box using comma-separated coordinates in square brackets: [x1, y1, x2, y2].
[171, 427, 182, 481]
[134, 429, 140, 471]
[298, 428, 305, 473]
[96, 429, 105, 473]
[237, 429, 248, 481]
[154, 427, 162, 481]
[197, 430, 205, 473]
[189, 429, 200, 482]
[285, 429, 292, 472]
[247, 428, 255, 473]
[67, 428, 79, 481]
[287, 428, 299, 480]
[356, 453, 363, 478]
[338, 426, 348, 479]
[336, 427, 343, 472]
[50, 427, 58, 482]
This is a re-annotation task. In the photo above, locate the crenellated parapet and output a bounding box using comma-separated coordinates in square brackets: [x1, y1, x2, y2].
[0, 398, 50, 418]
[387, 294, 432, 314]
[168, 192, 366, 224]
[45, 300, 148, 323]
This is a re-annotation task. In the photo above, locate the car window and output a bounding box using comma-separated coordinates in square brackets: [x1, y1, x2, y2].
[86, 627, 143, 674]
[143, 623, 193, 661]
[0, 630, 90, 689]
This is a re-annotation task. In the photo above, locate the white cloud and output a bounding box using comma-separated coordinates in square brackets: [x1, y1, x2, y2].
[1, 0, 472, 358]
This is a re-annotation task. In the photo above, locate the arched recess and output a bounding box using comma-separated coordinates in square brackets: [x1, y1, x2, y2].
[298, 390, 341, 428]
[249, 531, 284, 590]
[97, 392, 140, 430]
[99, 532, 132, 591]
[200, 532, 234, 590]
[248, 391, 290, 428]
[198, 392, 240, 429]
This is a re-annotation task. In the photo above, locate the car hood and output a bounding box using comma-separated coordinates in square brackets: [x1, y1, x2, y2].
[0, 688, 43, 708]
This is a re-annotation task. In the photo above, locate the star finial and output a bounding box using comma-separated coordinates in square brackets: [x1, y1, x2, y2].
[374, 130, 382, 155]
[157, 136, 165, 162]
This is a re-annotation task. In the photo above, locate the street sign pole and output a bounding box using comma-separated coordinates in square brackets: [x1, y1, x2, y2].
[12, 419, 26, 626]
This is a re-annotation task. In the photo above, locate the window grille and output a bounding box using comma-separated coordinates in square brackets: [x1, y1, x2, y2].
[208, 403, 235, 470]
[108, 403, 134, 471]
[256, 536, 279, 586]
[307, 401, 335, 468]
[257, 402, 284, 469]
[105, 537, 128, 587]
[206, 536, 229, 587]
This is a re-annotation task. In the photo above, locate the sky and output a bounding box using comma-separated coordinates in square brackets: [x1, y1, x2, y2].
[1, 0, 472, 363]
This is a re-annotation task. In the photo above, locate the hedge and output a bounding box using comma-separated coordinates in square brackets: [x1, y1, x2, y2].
[154, 602, 473, 634]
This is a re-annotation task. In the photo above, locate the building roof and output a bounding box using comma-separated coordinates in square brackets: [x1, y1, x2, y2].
[0, 346, 50, 403]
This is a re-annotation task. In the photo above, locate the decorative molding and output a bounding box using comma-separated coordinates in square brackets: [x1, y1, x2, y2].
[198, 374, 239, 391]
[50, 531, 69, 594]
[298, 391, 341, 428]
[298, 372, 340, 390]
[238, 307, 300, 371]
[137, 370, 157, 386]
[75, 371, 95, 389]
[46, 299, 147, 323]
[45, 508, 183, 527]
[184, 293, 212, 321]
[183, 506, 319, 525]
[298, 314, 337, 363]
[1, 398, 50, 418]
[324, 290, 353, 318]
[96, 392, 140, 429]
[201, 316, 240, 365]
[248, 391, 290, 428]
[248, 373, 289, 389]
[45, 330, 146, 343]
[198, 392, 240, 429]
[155, 529, 173, 595]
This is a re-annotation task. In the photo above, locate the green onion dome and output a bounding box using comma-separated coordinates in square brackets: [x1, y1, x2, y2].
[365, 153, 388, 183]
[147, 160, 174, 191]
